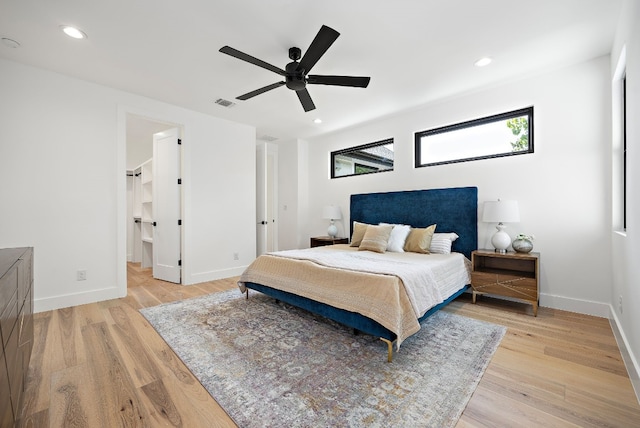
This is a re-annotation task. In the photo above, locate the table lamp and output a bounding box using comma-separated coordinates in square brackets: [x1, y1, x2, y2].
[323, 205, 342, 237]
[483, 199, 520, 253]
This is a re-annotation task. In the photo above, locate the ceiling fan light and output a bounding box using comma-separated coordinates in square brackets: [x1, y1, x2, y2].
[474, 57, 492, 67]
[61, 26, 87, 39]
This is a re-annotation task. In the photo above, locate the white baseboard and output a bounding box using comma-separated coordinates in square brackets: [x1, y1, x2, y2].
[183, 266, 248, 286]
[539, 292, 611, 318]
[609, 307, 640, 405]
[34, 286, 126, 313]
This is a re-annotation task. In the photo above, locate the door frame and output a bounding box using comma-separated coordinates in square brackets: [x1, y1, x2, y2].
[256, 141, 278, 256]
[117, 106, 184, 296]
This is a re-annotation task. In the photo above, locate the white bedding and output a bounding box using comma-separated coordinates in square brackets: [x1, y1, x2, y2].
[267, 244, 471, 318]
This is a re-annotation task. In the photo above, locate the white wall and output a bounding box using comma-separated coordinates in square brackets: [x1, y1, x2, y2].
[291, 56, 613, 318]
[610, 0, 640, 397]
[0, 58, 255, 311]
[126, 135, 154, 171]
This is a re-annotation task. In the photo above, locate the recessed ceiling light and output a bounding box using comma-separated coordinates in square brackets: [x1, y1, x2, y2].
[314, 118, 322, 124]
[1, 38, 20, 49]
[61, 25, 87, 39]
[474, 57, 492, 67]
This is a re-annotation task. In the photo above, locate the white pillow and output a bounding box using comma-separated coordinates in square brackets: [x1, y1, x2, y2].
[380, 223, 411, 252]
[429, 232, 459, 254]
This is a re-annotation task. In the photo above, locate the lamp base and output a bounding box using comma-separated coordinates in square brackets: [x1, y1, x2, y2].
[491, 224, 511, 253]
[327, 223, 338, 238]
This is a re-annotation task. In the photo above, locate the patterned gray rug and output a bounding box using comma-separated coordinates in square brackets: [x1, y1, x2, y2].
[140, 289, 505, 428]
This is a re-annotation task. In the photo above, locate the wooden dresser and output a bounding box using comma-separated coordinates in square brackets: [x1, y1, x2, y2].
[1, 247, 34, 427]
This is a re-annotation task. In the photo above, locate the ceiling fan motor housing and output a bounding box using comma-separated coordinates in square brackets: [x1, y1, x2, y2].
[285, 60, 306, 91]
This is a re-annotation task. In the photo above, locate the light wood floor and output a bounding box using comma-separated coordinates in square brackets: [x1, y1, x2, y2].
[18, 263, 640, 427]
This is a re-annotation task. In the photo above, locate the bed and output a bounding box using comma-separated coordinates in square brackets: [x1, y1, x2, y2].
[238, 186, 478, 361]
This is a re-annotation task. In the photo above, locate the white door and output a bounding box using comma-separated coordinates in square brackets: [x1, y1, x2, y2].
[256, 142, 278, 256]
[152, 128, 181, 283]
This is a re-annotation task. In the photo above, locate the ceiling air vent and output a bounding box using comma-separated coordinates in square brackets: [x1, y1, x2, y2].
[214, 98, 236, 108]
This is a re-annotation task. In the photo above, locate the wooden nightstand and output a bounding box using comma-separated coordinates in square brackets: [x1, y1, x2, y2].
[471, 249, 540, 316]
[310, 236, 349, 247]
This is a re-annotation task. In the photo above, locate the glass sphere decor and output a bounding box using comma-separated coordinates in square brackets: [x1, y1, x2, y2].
[512, 238, 533, 253]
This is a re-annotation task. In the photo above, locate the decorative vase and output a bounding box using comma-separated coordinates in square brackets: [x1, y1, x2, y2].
[512, 239, 533, 253]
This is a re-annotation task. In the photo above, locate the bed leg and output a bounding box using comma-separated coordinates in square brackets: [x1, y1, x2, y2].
[380, 338, 394, 363]
[245, 289, 249, 300]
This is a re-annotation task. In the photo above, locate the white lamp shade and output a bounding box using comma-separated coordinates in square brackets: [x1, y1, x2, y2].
[322, 205, 342, 220]
[482, 200, 520, 223]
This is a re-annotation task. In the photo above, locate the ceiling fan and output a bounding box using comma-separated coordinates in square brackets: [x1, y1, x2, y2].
[219, 25, 371, 112]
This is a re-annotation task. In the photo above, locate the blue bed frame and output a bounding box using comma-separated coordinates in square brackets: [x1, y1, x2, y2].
[243, 186, 478, 361]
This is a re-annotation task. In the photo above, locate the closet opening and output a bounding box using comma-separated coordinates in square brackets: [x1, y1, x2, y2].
[125, 113, 183, 286]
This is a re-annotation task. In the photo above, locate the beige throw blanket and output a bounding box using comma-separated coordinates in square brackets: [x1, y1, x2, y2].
[238, 245, 470, 347]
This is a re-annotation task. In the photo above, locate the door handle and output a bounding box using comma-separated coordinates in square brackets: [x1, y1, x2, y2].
[259, 221, 268, 225]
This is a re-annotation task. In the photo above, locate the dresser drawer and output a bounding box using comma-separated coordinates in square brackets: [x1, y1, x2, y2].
[0, 289, 18, 349]
[18, 289, 34, 348]
[5, 326, 21, 416]
[0, 247, 33, 427]
[1, 349, 14, 427]
[17, 250, 33, 306]
[0, 267, 18, 319]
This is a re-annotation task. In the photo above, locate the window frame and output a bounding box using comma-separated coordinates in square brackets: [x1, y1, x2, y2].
[331, 138, 394, 179]
[613, 47, 627, 233]
[622, 73, 627, 230]
[414, 106, 534, 168]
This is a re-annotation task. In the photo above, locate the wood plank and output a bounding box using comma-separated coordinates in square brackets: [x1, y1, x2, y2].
[157, 374, 236, 428]
[81, 322, 150, 427]
[55, 306, 85, 367]
[108, 305, 161, 388]
[139, 379, 182, 427]
[459, 385, 574, 427]
[49, 364, 95, 427]
[18, 408, 49, 428]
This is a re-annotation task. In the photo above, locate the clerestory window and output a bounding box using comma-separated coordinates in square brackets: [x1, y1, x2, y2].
[415, 107, 534, 168]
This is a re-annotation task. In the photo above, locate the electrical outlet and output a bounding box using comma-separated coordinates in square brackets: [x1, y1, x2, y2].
[77, 270, 87, 281]
[233, 252, 239, 261]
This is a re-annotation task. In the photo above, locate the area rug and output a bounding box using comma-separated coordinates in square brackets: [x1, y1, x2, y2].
[140, 289, 506, 428]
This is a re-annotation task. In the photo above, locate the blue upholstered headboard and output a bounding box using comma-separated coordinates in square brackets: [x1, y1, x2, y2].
[350, 187, 478, 259]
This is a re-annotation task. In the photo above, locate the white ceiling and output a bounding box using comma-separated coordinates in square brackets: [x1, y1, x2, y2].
[1, 0, 622, 142]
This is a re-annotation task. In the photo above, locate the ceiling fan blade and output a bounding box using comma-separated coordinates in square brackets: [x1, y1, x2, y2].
[297, 25, 340, 74]
[307, 75, 371, 88]
[296, 88, 316, 112]
[219, 46, 286, 76]
[236, 82, 286, 100]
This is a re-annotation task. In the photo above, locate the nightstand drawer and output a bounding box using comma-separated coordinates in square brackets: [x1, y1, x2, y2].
[310, 236, 348, 247]
[471, 271, 537, 300]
